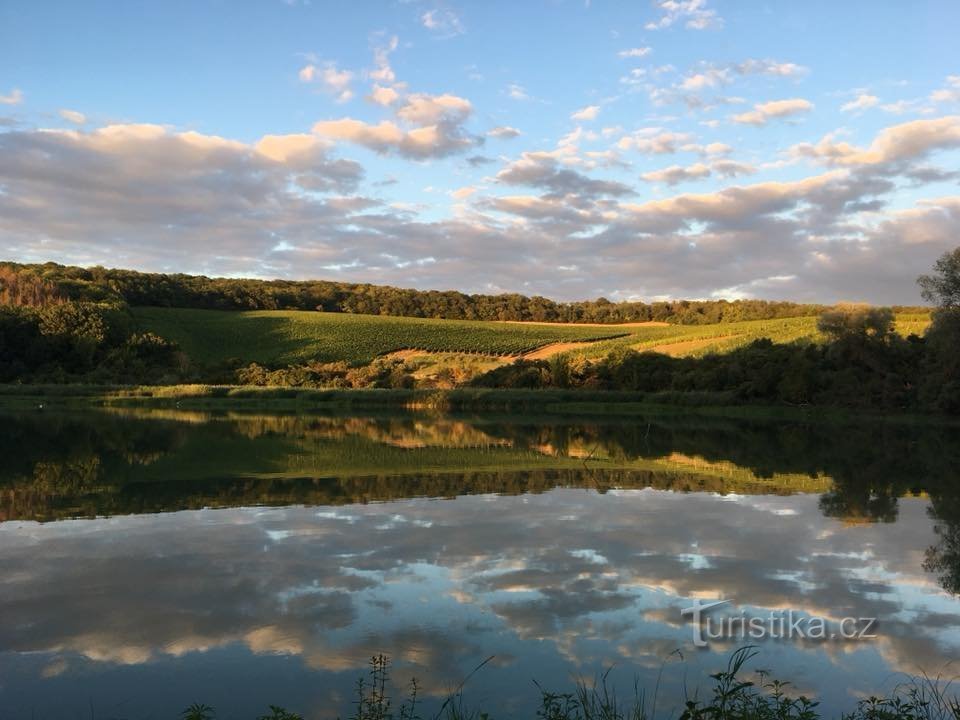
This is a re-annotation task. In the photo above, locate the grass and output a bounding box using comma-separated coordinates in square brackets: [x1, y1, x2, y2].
[129, 307, 630, 366]
[176, 648, 960, 720]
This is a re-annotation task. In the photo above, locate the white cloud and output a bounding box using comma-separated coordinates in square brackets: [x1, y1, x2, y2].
[507, 83, 529, 101]
[841, 94, 879, 113]
[617, 129, 693, 154]
[0, 88, 23, 105]
[370, 35, 399, 84]
[395, 93, 471, 125]
[421, 8, 464, 36]
[314, 90, 476, 159]
[733, 98, 813, 126]
[931, 75, 960, 104]
[618, 47, 652, 58]
[677, 59, 807, 94]
[368, 84, 400, 106]
[571, 105, 600, 122]
[450, 185, 477, 200]
[642, 162, 711, 185]
[641, 157, 754, 185]
[790, 115, 960, 169]
[59, 109, 87, 125]
[299, 62, 354, 103]
[487, 126, 521, 139]
[645, 0, 722, 30]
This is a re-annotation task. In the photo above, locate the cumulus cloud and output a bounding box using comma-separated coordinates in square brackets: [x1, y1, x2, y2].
[617, 129, 693, 154]
[931, 75, 960, 104]
[571, 105, 600, 122]
[496, 150, 634, 198]
[618, 47, 652, 58]
[299, 61, 354, 103]
[641, 158, 755, 185]
[645, 0, 722, 30]
[841, 93, 879, 113]
[368, 84, 400, 106]
[673, 60, 807, 99]
[58, 109, 87, 124]
[733, 98, 813, 126]
[487, 125, 521, 139]
[2, 112, 958, 304]
[642, 162, 711, 184]
[314, 90, 477, 159]
[790, 116, 960, 170]
[0, 88, 23, 105]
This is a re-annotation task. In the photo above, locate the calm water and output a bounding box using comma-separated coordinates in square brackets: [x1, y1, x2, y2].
[1, 409, 959, 718]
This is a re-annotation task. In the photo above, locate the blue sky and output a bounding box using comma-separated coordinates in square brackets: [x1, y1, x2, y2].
[1, 0, 959, 303]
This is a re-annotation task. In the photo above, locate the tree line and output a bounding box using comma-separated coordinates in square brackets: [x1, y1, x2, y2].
[0, 260, 842, 324]
[0, 251, 956, 415]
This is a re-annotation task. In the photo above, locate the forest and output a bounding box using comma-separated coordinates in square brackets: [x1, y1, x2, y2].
[0, 260, 839, 323]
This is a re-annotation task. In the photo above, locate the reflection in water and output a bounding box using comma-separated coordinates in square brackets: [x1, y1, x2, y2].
[0, 409, 958, 718]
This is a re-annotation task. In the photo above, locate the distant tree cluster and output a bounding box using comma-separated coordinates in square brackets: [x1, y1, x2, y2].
[0, 261, 835, 324]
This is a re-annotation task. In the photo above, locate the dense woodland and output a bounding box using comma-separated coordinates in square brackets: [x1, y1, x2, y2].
[0, 261, 833, 323]
[0, 253, 957, 415]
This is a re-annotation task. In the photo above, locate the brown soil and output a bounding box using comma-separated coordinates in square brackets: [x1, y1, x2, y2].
[521, 341, 597, 360]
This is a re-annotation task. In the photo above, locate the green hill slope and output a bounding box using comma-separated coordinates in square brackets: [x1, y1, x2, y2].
[130, 307, 630, 365]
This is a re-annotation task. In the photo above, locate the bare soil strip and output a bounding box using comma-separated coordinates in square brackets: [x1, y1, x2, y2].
[521, 341, 597, 360]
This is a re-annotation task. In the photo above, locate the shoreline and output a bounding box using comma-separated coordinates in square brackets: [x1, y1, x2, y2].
[0, 383, 955, 425]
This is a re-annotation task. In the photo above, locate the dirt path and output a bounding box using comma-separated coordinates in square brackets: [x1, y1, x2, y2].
[641, 335, 740, 357]
[521, 341, 597, 360]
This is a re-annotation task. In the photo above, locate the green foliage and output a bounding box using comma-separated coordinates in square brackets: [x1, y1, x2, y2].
[816, 305, 894, 340]
[0, 260, 836, 324]
[182, 703, 215, 720]
[175, 648, 960, 720]
[918, 247, 960, 309]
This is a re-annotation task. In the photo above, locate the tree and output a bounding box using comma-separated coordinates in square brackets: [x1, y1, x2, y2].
[816, 303, 894, 340]
[918, 247, 960, 309]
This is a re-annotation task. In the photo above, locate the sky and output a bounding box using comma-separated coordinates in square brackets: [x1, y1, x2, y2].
[1, 0, 959, 304]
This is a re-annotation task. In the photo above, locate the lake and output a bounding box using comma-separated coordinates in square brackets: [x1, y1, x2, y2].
[1, 408, 958, 718]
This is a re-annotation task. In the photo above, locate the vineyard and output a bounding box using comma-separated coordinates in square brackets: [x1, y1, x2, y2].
[130, 307, 631, 366]
[132, 307, 932, 367]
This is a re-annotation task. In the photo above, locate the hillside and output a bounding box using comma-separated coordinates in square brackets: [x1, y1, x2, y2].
[131, 307, 930, 367]
[129, 307, 632, 365]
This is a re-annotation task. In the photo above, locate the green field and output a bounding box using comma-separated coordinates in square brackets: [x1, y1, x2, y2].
[131, 307, 931, 367]
[130, 307, 630, 365]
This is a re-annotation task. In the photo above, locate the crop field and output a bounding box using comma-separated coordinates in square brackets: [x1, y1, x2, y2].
[132, 307, 932, 367]
[130, 307, 630, 366]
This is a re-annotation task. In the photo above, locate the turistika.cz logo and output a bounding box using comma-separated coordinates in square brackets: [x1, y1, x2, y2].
[680, 600, 878, 648]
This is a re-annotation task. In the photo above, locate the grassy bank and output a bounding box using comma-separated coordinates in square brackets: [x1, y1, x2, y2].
[1, 383, 956, 426]
[178, 647, 960, 720]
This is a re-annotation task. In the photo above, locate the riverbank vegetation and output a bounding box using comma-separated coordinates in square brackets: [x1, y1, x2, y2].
[176, 648, 960, 720]
[0, 251, 956, 414]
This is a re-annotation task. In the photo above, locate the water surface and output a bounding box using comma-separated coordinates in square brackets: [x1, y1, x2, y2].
[1, 410, 958, 718]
